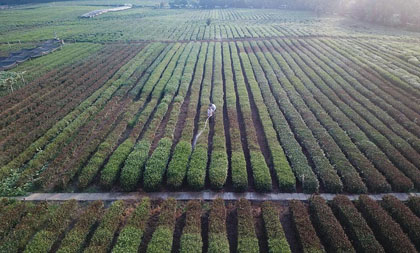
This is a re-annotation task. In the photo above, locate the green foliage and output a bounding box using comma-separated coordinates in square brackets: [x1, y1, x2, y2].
[100, 139, 134, 189]
[143, 137, 172, 191]
[289, 200, 325, 253]
[147, 198, 176, 253]
[85, 200, 125, 253]
[261, 202, 291, 253]
[331, 195, 384, 253]
[180, 200, 202, 253]
[24, 200, 78, 253]
[236, 198, 259, 253]
[0, 202, 50, 252]
[382, 195, 420, 251]
[57, 201, 104, 253]
[309, 195, 355, 253]
[166, 141, 191, 189]
[187, 146, 207, 190]
[119, 140, 150, 191]
[112, 198, 150, 253]
[357, 195, 416, 253]
[208, 198, 229, 253]
[408, 197, 420, 218]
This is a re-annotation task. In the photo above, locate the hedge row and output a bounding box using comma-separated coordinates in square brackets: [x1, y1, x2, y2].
[261, 201, 291, 253]
[407, 196, 420, 218]
[290, 39, 420, 189]
[309, 195, 355, 252]
[247, 40, 319, 193]
[84, 200, 125, 253]
[251, 40, 321, 193]
[119, 140, 150, 191]
[57, 201, 104, 253]
[222, 42, 248, 191]
[142, 43, 197, 191]
[289, 200, 325, 253]
[143, 138, 172, 191]
[209, 42, 228, 189]
[180, 200, 203, 253]
[112, 198, 151, 253]
[382, 195, 420, 250]
[240, 41, 296, 192]
[147, 198, 177, 253]
[2, 43, 155, 192]
[100, 139, 134, 189]
[331, 195, 384, 253]
[77, 44, 183, 189]
[0, 202, 50, 252]
[24, 200, 78, 253]
[0, 201, 29, 240]
[342, 39, 420, 124]
[8, 46, 140, 191]
[357, 195, 416, 253]
[187, 42, 215, 190]
[0, 45, 119, 168]
[0, 48, 135, 194]
[166, 42, 208, 189]
[208, 198, 230, 253]
[45, 43, 168, 191]
[268, 38, 412, 192]
[311, 39, 420, 150]
[323, 39, 420, 105]
[230, 42, 272, 192]
[302, 38, 420, 167]
[264, 40, 368, 193]
[236, 198, 259, 253]
[262, 39, 390, 193]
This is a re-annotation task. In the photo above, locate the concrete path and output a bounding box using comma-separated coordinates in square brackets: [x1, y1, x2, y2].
[14, 191, 420, 201]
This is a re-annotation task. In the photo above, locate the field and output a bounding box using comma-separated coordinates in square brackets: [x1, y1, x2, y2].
[1, 2, 420, 196]
[1, 1, 420, 252]
[0, 195, 419, 252]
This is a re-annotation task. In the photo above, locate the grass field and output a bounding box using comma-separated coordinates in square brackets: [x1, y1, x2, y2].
[1, 1, 420, 197]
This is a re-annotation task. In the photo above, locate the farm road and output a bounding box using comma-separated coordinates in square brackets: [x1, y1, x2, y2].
[15, 191, 420, 201]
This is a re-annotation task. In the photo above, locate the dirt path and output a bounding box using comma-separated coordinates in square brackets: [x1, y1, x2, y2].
[15, 191, 420, 201]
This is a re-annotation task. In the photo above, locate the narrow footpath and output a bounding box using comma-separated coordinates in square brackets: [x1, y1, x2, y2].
[14, 191, 420, 201]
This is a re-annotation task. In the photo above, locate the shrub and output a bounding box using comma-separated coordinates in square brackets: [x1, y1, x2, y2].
[143, 137, 172, 191]
[147, 198, 176, 253]
[261, 201, 291, 253]
[24, 200, 78, 253]
[357, 195, 416, 253]
[0, 201, 29, 239]
[0, 202, 50, 252]
[407, 196, 420, 218]
[119, 140, 150, 191]
[180, 200, 202, 253]
[208, 198, 229, 253]
[289, 200, 325, 253]
[236, 198, 259, 253]
[100, 139, 134, 189]
[166, 140, 191, 189]
[309, 195, 355, 252]
[331, 195, 384, 253]
[187, 146, 208, 190]
[84, 200, 125, 253]
[113, 198, 150, 253]
[382, 195, 420, 250]
[57, 201, 104, 253]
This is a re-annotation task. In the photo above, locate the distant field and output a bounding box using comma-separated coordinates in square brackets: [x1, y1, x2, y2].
[1, 3, 420, 196]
